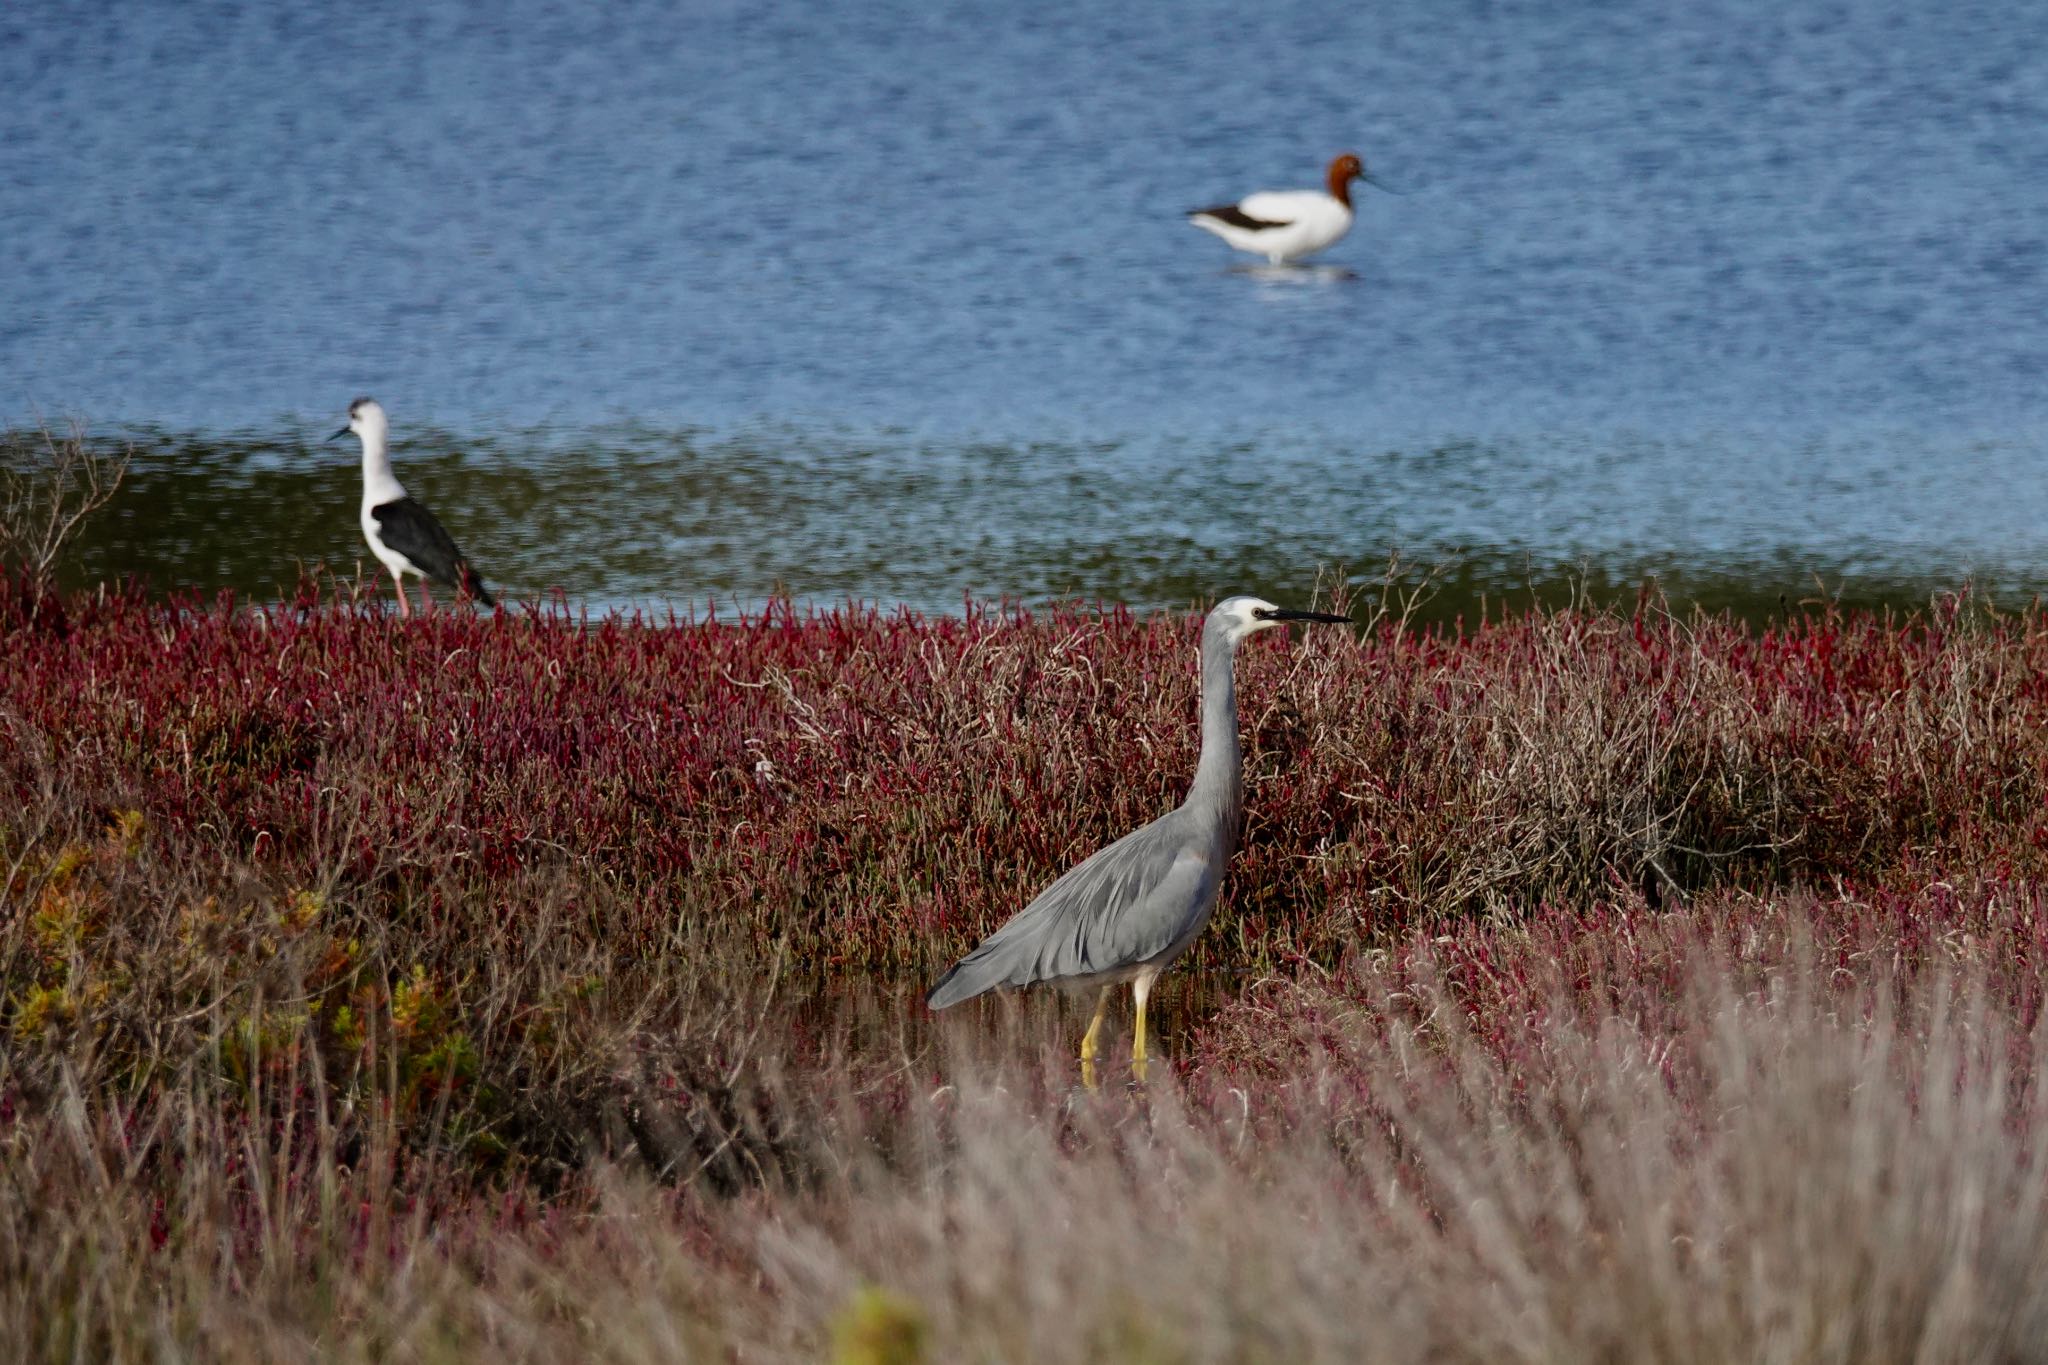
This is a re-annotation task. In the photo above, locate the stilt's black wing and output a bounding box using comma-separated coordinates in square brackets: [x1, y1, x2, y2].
[369, 497, 496, 606]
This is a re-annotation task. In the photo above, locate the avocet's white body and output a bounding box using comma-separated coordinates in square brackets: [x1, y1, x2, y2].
[1188, 153, 1378, 266]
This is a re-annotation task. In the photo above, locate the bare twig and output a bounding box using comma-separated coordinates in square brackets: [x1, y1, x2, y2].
[0, 418, 130, 602]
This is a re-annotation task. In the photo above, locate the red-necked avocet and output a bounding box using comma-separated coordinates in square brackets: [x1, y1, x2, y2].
[1187, 152, 1388, 266]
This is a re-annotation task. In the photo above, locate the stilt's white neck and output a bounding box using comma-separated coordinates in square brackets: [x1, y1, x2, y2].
[357, 427, 406, 506]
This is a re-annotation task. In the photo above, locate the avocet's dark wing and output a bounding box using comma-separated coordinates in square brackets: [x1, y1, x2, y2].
[1187, 203, 1292, 231]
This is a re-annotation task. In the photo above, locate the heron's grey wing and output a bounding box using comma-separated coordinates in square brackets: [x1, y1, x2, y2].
[370, 498, 496, 605]
[926, 815, 1217, 1008]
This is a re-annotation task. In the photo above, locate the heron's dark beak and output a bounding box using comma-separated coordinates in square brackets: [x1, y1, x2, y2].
[329, 425, 352, 441]
[1261, 608, 1352, 624]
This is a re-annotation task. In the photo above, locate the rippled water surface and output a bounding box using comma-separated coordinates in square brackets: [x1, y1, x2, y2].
[5, 0, 2046, 614]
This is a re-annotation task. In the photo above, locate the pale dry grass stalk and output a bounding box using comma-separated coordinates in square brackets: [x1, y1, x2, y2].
[8, 936, 2043, 1362]
[743, 947, 2048, 1364]
[0, 421, 128, 603]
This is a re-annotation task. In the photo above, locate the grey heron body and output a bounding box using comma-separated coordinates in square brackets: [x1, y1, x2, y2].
[331, 398, 496, 617]
[927, 595, 1350, 1082]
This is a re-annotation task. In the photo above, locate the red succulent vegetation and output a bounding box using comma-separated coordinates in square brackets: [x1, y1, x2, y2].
[6, 570, 2048, 1359]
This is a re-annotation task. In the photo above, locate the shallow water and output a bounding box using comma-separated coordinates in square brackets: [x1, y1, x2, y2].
[38, 426, 2048, 621]
[5, 0, 2047, 616]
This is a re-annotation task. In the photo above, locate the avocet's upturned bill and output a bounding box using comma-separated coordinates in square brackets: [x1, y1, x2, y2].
[1187, 152, 1387, 266]
[330, 398, 496, 617]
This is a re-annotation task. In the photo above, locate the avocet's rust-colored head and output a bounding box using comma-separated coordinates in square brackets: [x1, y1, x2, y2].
[1326, 152, 1382, 206]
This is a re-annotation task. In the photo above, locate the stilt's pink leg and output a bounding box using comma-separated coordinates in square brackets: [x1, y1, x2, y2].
[393, 576, 411, 619]
[419, 580, 436, 614]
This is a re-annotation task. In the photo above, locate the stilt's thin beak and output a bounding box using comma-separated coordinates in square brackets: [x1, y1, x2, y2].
[329, 425, 352, 441]
[1261, 608, 1352, 625]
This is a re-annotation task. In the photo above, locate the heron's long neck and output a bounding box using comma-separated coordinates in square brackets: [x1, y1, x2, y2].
[359, 431, 406, 506]
[1188, 629, 1244, 834]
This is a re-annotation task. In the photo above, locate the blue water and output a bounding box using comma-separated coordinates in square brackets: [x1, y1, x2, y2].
[4, 0, 2047, 612]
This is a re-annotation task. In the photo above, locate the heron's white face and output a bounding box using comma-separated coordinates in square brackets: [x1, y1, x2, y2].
[346, 398, 388, 442]
[1210, 595, 1284, 644]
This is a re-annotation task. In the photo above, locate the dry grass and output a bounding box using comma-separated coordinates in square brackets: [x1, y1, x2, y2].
[6, 574, 2048, 1359]
[6, 905, 2046, 1362]
[0, 422, 128, 607]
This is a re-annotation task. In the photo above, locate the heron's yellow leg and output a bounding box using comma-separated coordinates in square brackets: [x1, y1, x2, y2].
[1078, 987, 1112, 1090]
[1131, 972, 1156, 1085]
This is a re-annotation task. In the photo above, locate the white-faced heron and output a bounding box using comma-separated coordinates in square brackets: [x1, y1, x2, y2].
[927, 595, 1351, 1082]
[331, 398, 495, 617]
